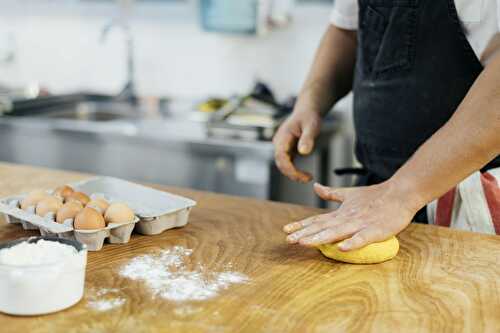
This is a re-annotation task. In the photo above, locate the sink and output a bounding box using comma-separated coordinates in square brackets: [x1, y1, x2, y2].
[37, 101, 137, 122]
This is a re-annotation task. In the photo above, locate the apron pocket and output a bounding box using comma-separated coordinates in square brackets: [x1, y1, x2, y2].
[359, 3, 417, 78]
[359, 5, 387, 75]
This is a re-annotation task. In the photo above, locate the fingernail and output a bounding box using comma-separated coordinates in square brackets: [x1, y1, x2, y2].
[314, 183, 325, 189]
[298, 144, 309, 154]
[287, 234, 298, 243]
[337, 241, 349, 251]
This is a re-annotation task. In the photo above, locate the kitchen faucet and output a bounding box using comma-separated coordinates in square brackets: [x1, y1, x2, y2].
[100, 17, 136, 104]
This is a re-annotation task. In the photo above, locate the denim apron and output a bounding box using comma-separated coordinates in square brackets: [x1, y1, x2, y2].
[351, 0, 500, 221]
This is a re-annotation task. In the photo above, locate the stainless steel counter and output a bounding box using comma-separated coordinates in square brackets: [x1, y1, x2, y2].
[0, 101, 348, 207]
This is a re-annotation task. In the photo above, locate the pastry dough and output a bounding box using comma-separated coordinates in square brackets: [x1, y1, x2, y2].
[317, 236, 399, 264]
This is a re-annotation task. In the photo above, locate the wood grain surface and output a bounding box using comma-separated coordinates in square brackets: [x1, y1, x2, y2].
[0, 162, 499, 333]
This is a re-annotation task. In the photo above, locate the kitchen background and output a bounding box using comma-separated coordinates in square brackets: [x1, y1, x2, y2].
[0, 0, 354, 208]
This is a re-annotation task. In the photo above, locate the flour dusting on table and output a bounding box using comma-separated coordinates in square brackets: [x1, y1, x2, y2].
[87, 288, 126, 312]
[88, 297, 126, 312]
[119, 246, 249, 302]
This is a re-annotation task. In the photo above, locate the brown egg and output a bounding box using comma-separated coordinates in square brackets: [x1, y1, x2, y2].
[36, 196, 63, 217]
[67, 192, 90, 205]
[104, 203, 135, 225]
[20, 190, 50, 210]
[56, 201, 84, 223]
[86, 198, 109, 214]
[74, 207, 106, 230]
[53, 185, 75, 201]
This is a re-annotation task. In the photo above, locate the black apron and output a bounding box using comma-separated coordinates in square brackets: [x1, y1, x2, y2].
[351, 0, 500, 221]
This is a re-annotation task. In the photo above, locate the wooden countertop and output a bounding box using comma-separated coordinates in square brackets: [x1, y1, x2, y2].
[0, 163, 499, 332]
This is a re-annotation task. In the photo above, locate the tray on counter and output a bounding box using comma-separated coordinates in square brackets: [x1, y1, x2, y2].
[0, 177, 196, 251]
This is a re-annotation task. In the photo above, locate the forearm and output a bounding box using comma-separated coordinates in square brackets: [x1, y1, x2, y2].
[389, 54, 500, 211]
[298, 25, 357, 116]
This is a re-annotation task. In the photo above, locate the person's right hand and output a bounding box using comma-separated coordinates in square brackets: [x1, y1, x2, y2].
[273, 107, 322, 183]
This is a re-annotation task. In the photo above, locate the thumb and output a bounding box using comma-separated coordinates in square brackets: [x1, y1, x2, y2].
[297, 123, 318, 155]
[313, 183, 351, 203]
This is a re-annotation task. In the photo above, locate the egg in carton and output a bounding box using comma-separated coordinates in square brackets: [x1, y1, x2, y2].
[0, 177, 196, 251]
[73, 178, 196, 236]
[42, 199, 141, 251]
[2, 193, 140, 251]
[39, 220, 140, 252]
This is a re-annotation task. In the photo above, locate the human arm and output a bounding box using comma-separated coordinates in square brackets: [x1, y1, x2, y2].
[273, 25, 357, 183]
[284, 53, 500, 250]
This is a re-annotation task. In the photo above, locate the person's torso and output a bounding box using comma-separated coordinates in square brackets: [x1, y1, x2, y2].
[352, 0, 500, 181]
[331, 0, 500, 65]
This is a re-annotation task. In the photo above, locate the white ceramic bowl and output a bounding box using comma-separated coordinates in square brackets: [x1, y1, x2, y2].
[0, 236, 87, 316]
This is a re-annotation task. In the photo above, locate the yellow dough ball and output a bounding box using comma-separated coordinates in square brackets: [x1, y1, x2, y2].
[317, 236, 399, 264]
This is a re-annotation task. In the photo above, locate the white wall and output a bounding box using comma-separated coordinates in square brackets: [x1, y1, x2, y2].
[0, 1, 333, 100]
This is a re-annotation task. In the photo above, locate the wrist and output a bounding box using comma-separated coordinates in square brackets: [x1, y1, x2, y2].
[294, 94, 322, 117]
[383, 177, 428, 214]
[297, 81, 336, 116]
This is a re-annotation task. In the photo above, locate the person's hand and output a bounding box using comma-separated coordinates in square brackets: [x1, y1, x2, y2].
[273, 107, 322, 183]
[283, 182, 421, 251]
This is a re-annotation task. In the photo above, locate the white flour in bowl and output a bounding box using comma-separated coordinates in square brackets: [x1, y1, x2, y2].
[0, 238, 86, 316]
[119, 246, 249, 302]
[0, 239, 77, 266]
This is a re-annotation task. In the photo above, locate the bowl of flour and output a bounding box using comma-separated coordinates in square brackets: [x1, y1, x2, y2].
[0, 236, 87, 315]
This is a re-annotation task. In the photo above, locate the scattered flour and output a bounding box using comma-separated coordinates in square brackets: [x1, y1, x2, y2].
[173, 305, 203, 317]
[87, 288, 126, 312]
[0, 239, 77, 266]
[119, 246, 249, 302]
[95, 288, 120, 297]
[88, 297, 126, 312]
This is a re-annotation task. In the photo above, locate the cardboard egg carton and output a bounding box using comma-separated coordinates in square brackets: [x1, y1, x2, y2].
[0, 177, 196, 251]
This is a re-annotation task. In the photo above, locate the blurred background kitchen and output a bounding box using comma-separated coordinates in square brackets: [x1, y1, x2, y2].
[0, 0, 355, 208]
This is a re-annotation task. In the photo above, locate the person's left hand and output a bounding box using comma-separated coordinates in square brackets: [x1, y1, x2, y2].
[283, 182, 422, 251]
